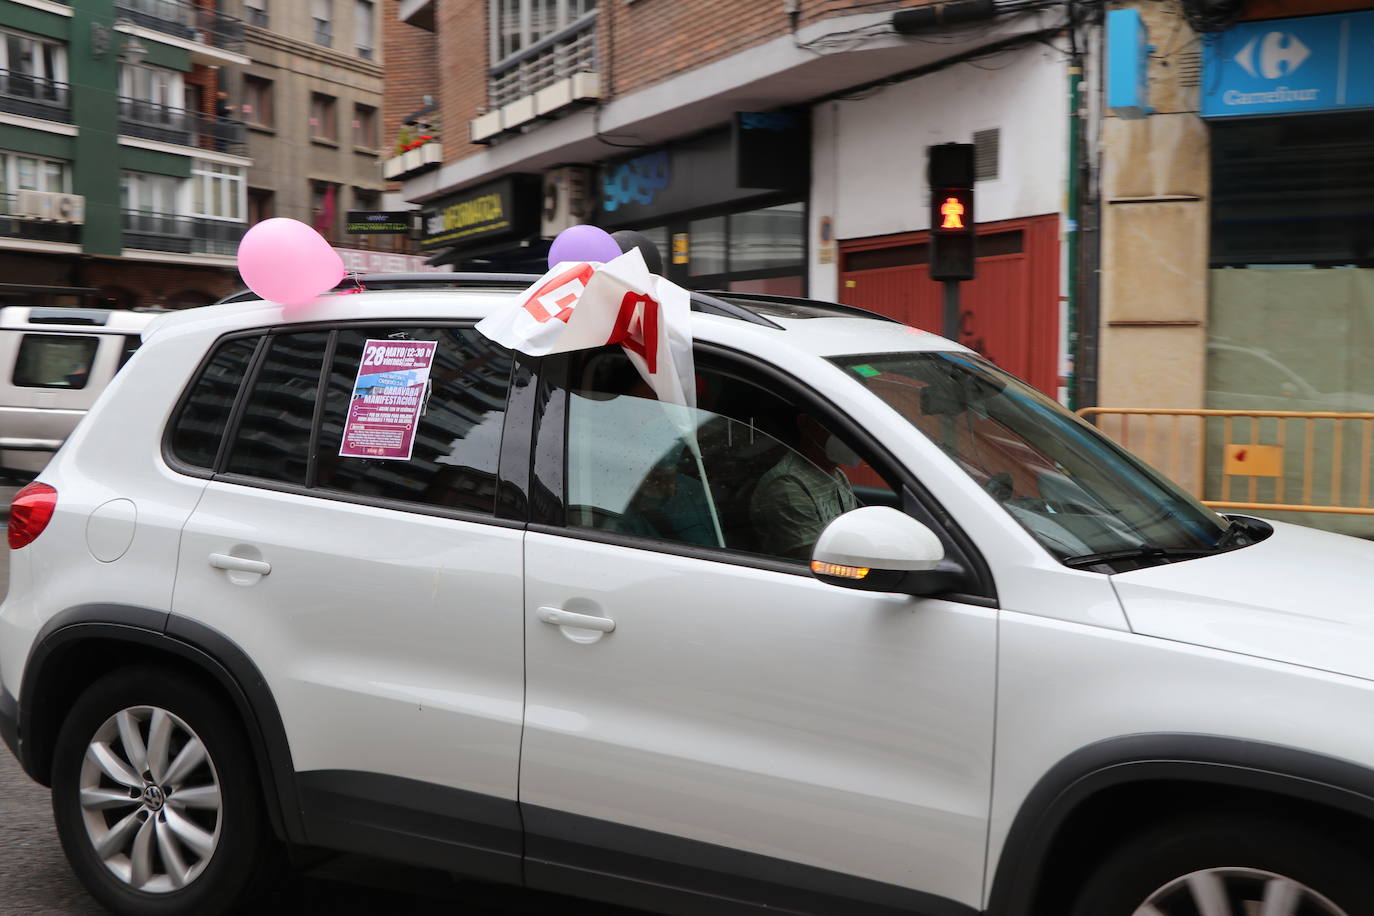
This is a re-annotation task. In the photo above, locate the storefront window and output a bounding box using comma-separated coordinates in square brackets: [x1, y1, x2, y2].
[1208, 111, 1374, 536]
[688, 215, 726, 277]
[728, 202, 804, 273]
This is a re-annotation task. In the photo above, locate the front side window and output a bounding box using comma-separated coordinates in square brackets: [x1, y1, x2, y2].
[564, 347, 891, 562]
[13, 334, 98, 389]
[836, 351, 1230, 562]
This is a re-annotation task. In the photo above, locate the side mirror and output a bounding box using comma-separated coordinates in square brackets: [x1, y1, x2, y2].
[810, 507, 954, 595]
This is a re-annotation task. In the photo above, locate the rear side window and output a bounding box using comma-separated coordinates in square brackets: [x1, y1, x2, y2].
[12, 334, 99, 389]
[169, 336, 261, 470]
[314, 326, 513, 513]
[225, 332, 330, 485]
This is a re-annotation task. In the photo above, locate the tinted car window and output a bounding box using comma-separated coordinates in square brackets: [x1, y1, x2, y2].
[225, 332, 329, 485]
[565, 348, 892, 561]
[13, 334, 99, 389]
[169, 336, 260, 470]
[314, 326, 513, 514]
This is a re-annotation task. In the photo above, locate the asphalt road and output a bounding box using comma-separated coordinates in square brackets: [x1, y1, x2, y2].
[0, 503, 644, 916]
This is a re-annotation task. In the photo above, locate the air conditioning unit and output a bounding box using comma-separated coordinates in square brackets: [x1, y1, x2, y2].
[541, 166, 593, 237]
[13, 190, 85, 224]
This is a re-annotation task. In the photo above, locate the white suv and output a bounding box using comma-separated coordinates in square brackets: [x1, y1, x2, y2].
[3, 275, 1374, 916]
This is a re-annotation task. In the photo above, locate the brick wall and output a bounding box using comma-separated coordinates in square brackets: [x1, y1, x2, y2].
[430, 0, 939, 167]
[384, 0, 440, 162]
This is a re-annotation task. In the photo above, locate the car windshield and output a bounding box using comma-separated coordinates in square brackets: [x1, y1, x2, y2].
[834, 351, 1231, 562]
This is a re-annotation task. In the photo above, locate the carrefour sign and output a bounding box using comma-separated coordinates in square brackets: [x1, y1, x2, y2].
[1202, 11, 1374, 117]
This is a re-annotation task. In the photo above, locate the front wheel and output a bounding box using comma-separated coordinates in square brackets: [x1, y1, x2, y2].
[51, 667, 280, 916]
[1071, 814, 1374, 916]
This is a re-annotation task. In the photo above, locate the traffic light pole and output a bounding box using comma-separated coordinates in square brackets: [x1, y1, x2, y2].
[943, 280, 960, 341]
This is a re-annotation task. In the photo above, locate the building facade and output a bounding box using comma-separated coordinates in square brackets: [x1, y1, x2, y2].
[1097, 0, 1374, 534]
[1, 0, 252, 308]
[389, 0, 1081, 396]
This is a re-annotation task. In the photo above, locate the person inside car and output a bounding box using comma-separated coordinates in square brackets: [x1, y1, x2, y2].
[748, 413, 860, 560]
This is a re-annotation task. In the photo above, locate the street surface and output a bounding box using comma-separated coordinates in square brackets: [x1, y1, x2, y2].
[0, 494, 645, 915]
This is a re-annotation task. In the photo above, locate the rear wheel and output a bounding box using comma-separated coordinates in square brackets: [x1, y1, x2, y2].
[1070, 814, 1374, 916]
[51, 668, 280, 916]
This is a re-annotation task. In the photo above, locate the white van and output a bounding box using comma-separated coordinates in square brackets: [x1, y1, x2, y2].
[0, 306, 165, 475]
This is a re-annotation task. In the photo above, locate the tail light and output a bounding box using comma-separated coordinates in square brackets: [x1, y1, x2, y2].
[8, 482, 57, 550]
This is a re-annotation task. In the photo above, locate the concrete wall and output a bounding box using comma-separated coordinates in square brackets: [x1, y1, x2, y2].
[809, 42, 1069, 303]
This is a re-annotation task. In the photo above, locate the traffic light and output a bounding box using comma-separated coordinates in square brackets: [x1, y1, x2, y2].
[928, 143, 976, 281]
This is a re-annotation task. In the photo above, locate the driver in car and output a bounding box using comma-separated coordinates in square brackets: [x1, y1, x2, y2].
[749, 414, 860, 560]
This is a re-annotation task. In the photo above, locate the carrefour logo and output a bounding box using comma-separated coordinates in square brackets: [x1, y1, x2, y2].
[1234, 31, 1310, 79]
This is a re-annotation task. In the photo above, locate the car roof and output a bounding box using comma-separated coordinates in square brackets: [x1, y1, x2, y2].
[153, 274, 969, 360]
[0, 306, 167, 333]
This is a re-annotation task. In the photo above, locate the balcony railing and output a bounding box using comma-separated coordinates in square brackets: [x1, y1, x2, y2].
[313, 19, 332, 47]
[0, 70, 71, 123]
[122, 210, 244, 256]
[489, 15, 596, 110]
[115, 0, 246, 55]
[118, 97, 246, 155]
[0, 193, 81, 245]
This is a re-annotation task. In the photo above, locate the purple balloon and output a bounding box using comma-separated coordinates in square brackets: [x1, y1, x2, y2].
[548, 224, 622, 269]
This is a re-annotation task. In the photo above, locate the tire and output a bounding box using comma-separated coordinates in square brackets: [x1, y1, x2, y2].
[1070, 813, 1374, 916]
[50, 667, 281, 916]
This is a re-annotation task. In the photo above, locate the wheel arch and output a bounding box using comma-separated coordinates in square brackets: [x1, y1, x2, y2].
[986, 733, 1374, 916]
[18, 603, 306, 845]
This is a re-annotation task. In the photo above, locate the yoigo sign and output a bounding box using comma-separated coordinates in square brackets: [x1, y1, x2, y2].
[1202, 11, 1374, 117]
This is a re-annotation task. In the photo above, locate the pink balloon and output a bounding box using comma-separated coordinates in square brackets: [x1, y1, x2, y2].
[237, 218, 345, 306]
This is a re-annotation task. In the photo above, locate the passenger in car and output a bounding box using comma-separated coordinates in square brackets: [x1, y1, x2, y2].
[749, 414, 859, 560]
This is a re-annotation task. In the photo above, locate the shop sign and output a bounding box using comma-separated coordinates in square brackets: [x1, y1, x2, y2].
[1202, 11, 1374, 117]
[602, 152, 671, 214]
[333, 247, 452, 274]
[420, 177, 539, 250]
[346, 211, 413, 235]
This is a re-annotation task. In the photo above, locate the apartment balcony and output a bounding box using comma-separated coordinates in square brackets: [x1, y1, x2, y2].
[475, 17, 599, 142]
[0, 193, 81, 247]
[115, 0, 247, 64]
[122, 210, 244, 257]
[383, 141, 442, 181]
[118, 97, 246, 156]
[0, 70, 71, 124]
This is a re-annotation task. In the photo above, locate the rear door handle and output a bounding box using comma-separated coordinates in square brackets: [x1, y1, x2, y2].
[209, 553, 271, 576]
[537, 606, 615, 633]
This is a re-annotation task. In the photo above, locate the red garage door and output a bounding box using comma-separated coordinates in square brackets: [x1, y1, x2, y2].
[837, 214, 1060, 396]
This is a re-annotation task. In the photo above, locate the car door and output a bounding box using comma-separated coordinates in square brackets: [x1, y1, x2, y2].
[171, 324, 527, 877]
[518, 345, 997, 914]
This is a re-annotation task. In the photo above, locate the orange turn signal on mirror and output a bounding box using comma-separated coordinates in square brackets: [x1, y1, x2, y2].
[811, 561, 870, 580]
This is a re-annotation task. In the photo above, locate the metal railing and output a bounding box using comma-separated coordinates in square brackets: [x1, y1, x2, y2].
[0, 70, 71, 123]
[0, 193, 81, 244]
[245, 5, 267, 27]
[313, 19, 332, 47]
[489, 15, 596, 110]
[122, 210, 244, 256]
[115, 0, 246, 54]
[1079, 407, 1374, 518]
[118, 97, 246, 155]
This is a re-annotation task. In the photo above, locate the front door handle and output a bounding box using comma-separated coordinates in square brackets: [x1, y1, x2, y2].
[537, 606, 615, 633]
[209, 553, 271, 576]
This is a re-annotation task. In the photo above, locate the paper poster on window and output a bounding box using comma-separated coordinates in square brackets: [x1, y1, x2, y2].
[339, 339, 437, 460]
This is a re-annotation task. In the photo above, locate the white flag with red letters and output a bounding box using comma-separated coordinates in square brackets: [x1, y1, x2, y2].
[475, 247, 695, 409]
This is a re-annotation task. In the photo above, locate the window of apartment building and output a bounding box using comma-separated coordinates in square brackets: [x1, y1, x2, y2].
[352, 188, 380, 213]
[120, 63, 184, 109]
[489, 0, 596, 109]
[247, 188, 273, 224]
[355, 0, 375, 59]
[0, 151, 70, 195]
[121, 171, 182, 215]
[241, 75, 273, 128]
[313, 0, 333, 47]
[311, 180, 341, 241]
[244, 0, 269, 28]
[310, 93, 337, 143]
[1, 28, 67, 97]
[352, 103, 378, 149]
[191, 161, 244, 221]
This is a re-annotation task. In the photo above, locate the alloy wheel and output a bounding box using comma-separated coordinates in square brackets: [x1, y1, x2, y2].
[77, 705, 223, 893]
[1136, 866, 1348, 916]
